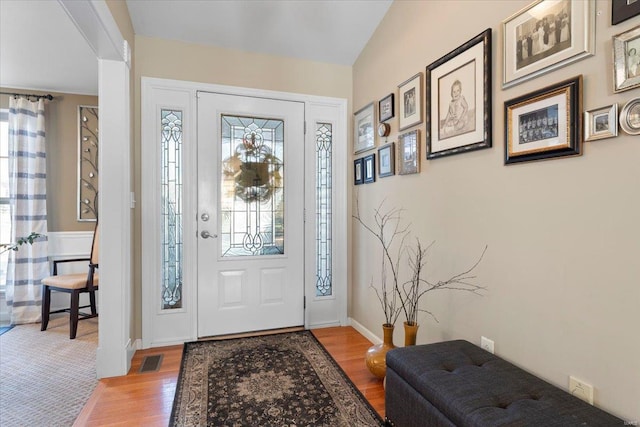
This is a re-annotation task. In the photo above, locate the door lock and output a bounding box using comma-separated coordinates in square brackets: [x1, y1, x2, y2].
[201, 213, 210, 221]
[201, 230, 217, 239]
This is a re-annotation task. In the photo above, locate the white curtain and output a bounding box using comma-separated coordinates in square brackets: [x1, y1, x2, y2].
[5, 97, 49, 325]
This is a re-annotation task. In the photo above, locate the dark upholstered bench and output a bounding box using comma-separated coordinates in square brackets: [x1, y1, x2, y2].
[385, 340, 624, 426]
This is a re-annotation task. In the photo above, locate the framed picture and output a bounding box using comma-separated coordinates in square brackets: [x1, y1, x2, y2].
[363, 154, 376, 183]
[426, 28, 492, 160]
[584, 104, 618, 142]
[398, 130, 420, 175]
[379, 94, 395, 123]
[354, 102, 376, 154]
[398, 73, 423, 131]
[378, 143, 395, 178]
[612, 0, 640, 25]
[504, 76, 582, 165]
[354, 158, 364, 185]
[613, 25, 640, 93]
[502, 0, 594, 88]
[619, 97, 640, 135]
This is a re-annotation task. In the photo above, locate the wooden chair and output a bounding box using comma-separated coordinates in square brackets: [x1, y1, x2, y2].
[41, 223, 99, 339]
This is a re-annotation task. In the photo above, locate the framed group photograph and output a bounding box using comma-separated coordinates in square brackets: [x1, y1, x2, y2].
[379, 94, 394, 122]
[363, 154, 376, 183]
[612, 0, 640, 25]
[426, 28, 492, 160]
[354, 158, 364, 185]
[398, 73, 423, 131]
[354, 102, 376, 154]
[504, 75, 582, 164]
[613, 25, 640, 93]
[502, 0, 595, 88]
[398, 130, 420, 175]
[584, 104, 618, 142]
[619, 97, 640, 135]
[378, 142, 395, 178]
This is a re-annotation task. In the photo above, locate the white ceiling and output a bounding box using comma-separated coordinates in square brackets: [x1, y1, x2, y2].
[126, 0, 392, 66]
[0, 0, 98, 95]
[0, 0, 391, 97]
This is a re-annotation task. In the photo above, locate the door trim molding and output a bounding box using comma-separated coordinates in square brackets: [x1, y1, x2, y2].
[141, 77, 348, 347]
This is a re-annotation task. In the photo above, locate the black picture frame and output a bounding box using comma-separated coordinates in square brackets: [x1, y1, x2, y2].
[612, 0, 640, 25]
[354, 158, 364, 185]
[379, 93, 395, 122]
[426, 28, 492, 160]
[504, 75, 582, 165]
[363, 154, 376, 183]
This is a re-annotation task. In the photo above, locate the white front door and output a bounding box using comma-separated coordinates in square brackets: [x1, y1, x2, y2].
[197, 92, 305, 337]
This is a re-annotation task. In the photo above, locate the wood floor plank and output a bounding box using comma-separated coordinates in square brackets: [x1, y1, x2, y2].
[74, 327, 385, 426]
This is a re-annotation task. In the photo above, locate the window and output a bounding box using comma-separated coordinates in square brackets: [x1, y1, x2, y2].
[0, 110, 10, 289]
[161, 109, 183, 309]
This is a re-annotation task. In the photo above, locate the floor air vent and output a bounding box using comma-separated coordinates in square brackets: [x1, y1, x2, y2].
[139, 354, 163, 373]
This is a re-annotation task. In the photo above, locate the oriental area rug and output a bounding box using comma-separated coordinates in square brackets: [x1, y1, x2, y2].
[170, 330, 383, 426]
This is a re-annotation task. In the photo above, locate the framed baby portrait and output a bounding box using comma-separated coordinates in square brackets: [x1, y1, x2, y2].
[613, 25, 640, 93]
[504, 76, 582, 164]
[502, 0, 595, 88]
[426, 28, 492, 160]
[398, 73, 423, 131]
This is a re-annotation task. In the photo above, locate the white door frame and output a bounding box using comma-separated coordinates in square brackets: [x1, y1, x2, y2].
[141, 77, 347, 348]
[59, 0, 133, 377]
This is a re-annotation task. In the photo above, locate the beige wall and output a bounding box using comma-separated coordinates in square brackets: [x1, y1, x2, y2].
[1, 88, 98, 232]
[352, 0, 639, 421]
[133, 35, 353, 338]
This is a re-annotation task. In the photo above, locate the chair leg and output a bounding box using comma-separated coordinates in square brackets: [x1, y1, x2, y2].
[70, 290, 80, 339]
[41, 285, 51, 331]
[89, 290, 97, 316]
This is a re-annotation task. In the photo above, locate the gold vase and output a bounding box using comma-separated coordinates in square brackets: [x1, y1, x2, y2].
[365, 324, 396, 379]
[403, 321, 419, 346]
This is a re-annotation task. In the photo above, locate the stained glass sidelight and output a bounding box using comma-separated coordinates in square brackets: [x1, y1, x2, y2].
[220, 115, 284, 257]
[161, 110, 183, 309]
[315, 123, 332, 296]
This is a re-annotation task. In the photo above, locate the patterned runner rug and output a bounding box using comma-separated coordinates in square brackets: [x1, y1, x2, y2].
[170, 330, 383, 426]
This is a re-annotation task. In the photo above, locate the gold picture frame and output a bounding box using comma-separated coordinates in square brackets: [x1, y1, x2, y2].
[504, 76, 582, 164]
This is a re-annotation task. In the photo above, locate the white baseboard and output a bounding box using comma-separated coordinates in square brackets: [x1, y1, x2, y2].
[127, 338, 141, 363]
[308, 320, 343, 329]
[349, 317, 382, 345]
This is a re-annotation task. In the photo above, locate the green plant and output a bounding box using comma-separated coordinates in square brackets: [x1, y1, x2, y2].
[0, 232, 43, 255]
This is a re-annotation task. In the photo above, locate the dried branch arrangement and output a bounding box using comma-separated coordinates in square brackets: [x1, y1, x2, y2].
[354, 197, 487, 328]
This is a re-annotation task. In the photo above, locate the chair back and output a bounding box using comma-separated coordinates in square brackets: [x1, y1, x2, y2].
[90, 222, 99, 266]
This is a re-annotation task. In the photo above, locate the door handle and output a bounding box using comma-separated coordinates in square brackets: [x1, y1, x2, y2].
[201, 230, 217, 239]
[201, 213, 209, 221]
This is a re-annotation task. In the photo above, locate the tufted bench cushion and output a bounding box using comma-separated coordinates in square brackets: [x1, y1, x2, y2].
[385, 340, 624, 426]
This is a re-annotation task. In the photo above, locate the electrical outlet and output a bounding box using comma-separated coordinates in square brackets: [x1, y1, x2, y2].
[480, 336, 494, 354]
[569, 376, 594, 405]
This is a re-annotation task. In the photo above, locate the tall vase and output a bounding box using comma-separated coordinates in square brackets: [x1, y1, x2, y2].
[365, 324, 396, 379]
[403, 321, 419, 346]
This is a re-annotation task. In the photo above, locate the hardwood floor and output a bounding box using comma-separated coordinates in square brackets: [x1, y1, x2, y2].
[74, 326, 385, 426]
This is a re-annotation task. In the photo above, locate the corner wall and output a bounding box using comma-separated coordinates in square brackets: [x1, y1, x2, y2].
[352, 0, 639, 421]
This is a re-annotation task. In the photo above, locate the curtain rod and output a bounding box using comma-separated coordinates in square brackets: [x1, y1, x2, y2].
[0, 91, 54, 101]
